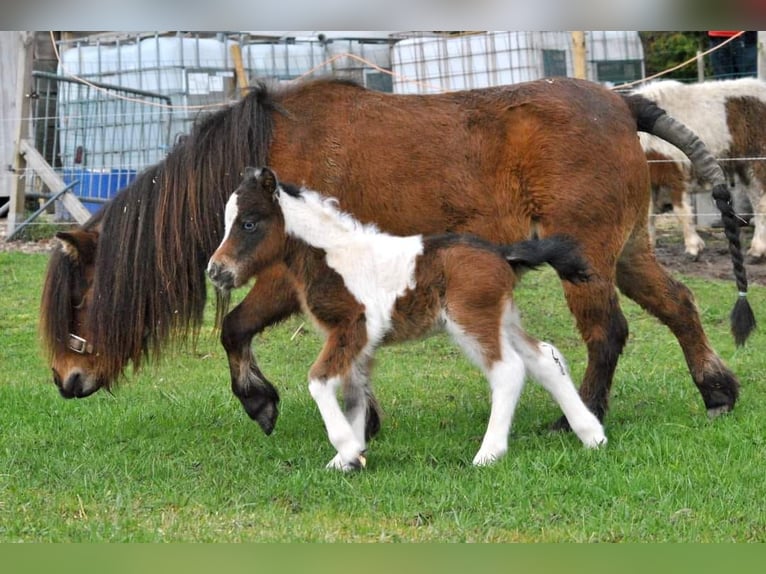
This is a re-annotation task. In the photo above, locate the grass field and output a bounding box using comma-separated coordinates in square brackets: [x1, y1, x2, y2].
[1, 249, 766, 542]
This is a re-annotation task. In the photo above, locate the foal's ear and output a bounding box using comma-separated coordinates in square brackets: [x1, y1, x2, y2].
[55, 229, 99, 264]
[257, 167, 279, 195]
[242, 166, 259, 181]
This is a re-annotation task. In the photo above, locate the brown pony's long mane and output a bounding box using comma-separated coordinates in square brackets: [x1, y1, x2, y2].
[41, 80, 292, 382]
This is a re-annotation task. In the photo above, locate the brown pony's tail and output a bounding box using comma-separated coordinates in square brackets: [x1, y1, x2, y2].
[621, 92, 756, 346]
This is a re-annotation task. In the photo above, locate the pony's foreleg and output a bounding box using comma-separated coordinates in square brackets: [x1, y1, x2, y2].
[220, 264, 301, 435]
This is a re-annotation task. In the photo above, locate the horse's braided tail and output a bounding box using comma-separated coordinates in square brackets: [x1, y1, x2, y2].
[501, 235, 591, 285]
[622, 92, 756, 346]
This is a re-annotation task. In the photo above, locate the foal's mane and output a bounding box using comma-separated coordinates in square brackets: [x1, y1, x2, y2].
[280, 185, 381, 247]
[42, 80, 366, 380]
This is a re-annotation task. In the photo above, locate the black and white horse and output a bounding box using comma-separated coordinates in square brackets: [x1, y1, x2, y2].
[207, 167, 606, 470]
[635, 78, 766, 261]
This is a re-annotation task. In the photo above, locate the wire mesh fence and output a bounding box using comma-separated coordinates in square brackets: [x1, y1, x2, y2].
[5, 31, 765, 235]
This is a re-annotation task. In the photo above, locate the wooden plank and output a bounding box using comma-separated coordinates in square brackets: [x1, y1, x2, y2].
[18, 139, 92, 224]
[6, 31, 34, 237]
[230, 44, 250, 98]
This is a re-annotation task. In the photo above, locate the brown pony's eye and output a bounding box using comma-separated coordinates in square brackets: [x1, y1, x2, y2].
[242, 221, 258, 232]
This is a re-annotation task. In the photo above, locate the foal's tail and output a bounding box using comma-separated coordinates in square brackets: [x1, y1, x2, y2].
[621, 92, 756, 346]
[500, 235, 591, 284]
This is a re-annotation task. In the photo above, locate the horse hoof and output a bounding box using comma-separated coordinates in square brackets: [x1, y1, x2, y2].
[240, 395, 279, 435]
[326, 452, 366, 471]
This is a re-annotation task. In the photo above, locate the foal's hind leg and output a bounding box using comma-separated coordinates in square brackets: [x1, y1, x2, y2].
[616, 233, 739, 416]
[510, 330, 606, 448]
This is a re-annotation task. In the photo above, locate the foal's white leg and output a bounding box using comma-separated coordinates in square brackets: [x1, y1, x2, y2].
[513, 335, 606, 449]
[326, 362, 372, 470]
[308, 376, 366, 471]
[472, 347, 527, 466]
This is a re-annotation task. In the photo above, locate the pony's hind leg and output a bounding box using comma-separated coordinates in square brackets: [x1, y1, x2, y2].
[554, 276, 629, 429]
[616, 232, 740, 416]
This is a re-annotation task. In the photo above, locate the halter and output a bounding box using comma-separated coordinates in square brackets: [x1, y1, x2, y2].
[68, 333, 94, 355]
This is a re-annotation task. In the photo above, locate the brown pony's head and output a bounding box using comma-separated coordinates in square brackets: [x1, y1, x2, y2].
[207, 166, 288, 292]
[41, 228, 110, 398]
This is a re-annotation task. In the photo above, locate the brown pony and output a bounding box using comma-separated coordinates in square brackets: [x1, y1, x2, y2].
[41, 77, 754, 437]
[207, 166, 606, 469]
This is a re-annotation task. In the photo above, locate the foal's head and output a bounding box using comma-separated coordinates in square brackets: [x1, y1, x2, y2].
[207, 167, 290, 291]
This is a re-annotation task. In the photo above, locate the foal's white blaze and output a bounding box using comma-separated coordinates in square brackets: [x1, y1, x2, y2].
[221, 190, 240, 243]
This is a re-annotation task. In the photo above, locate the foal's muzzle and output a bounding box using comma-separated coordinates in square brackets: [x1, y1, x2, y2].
[207, 261, 236, 291]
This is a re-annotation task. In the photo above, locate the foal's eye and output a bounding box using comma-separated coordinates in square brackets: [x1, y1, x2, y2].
[242, 221, 258, 232]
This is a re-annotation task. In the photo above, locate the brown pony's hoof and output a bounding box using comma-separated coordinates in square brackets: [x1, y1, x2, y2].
[233, 377, 281, 435]
[252, 401, 279, 435]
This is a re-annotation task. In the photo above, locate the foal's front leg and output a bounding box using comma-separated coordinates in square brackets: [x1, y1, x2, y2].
[309, 319, 370, 471]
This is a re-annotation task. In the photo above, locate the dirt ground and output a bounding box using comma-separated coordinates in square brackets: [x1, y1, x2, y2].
[652, 214, 766, 287]
[3, 215, 766, 286]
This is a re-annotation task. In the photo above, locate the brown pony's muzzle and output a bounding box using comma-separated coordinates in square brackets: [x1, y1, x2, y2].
[52, 367, 102, 399]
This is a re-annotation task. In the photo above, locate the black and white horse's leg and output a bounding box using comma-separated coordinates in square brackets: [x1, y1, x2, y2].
[221, 264, 301, 435]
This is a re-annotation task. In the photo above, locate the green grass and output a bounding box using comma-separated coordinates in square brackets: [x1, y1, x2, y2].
[2, 250, 766, 541]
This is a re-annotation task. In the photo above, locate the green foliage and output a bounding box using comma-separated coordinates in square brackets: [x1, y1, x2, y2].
[2, 252, 766, 541]
[639, 31, 710, 81]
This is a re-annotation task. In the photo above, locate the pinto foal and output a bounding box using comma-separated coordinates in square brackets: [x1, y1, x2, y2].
[207, 167, 606, 470]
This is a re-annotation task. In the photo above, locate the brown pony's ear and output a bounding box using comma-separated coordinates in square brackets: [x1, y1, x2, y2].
[257, 166, 279, 195]
[55, 229, 99, 264]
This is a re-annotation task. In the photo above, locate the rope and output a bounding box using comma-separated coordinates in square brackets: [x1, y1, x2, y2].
[615, 31, 746, 90]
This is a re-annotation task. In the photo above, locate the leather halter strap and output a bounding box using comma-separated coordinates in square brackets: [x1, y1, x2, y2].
[68, 333, 94, 355]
